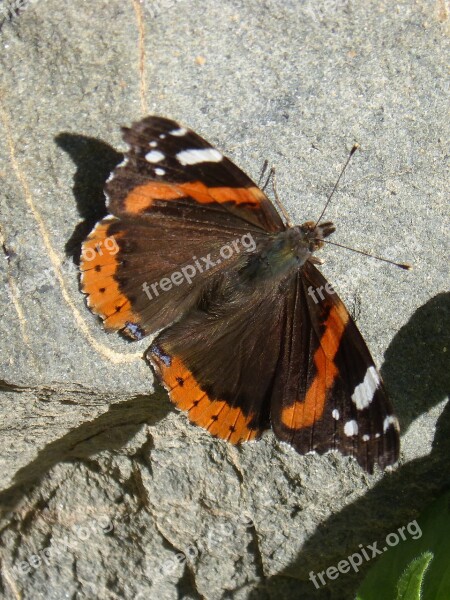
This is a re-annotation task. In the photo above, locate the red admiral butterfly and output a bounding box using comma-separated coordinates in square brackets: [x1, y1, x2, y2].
[80, 116, 401, 473]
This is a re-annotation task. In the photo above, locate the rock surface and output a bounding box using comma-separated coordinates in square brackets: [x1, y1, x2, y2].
[0, 0, 448, 598]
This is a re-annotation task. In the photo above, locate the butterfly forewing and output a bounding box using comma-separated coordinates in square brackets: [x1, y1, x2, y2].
[270, 262, 399, 473]
[80, 117, 282, 336]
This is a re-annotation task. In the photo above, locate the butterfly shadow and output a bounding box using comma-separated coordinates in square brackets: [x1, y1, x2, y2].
[55, 132, 122, 265]
[0, 135, 176, 513]
[247, 291, 450, 599]
[0, 383, 174, 515]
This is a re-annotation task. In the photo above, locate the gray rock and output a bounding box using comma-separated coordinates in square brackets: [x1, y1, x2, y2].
[0, 0, 448, 598]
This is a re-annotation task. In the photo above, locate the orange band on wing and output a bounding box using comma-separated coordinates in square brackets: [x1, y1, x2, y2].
[123, 181, 264, 214]
[124, 182, 182, 212]
[80, 218, 140, 330]
[151, 349, 260, 443]
[280, 302, 349, 429]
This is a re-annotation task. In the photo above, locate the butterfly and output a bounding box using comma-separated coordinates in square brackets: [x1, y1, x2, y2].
[80, 116, 400, 473]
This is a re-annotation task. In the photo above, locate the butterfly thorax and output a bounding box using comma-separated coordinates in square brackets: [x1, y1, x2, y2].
[242, 220, 335, 283]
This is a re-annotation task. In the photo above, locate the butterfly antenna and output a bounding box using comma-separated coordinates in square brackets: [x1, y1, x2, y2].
[270, 167, 294, 227]
[314, 143, 359, 227]
[316, 238, 412, 270]
[259, 159, 269, 188]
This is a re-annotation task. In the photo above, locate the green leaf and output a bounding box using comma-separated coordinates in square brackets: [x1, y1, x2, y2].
[396, 552, 433, 600]
[356, 490, 450, 600]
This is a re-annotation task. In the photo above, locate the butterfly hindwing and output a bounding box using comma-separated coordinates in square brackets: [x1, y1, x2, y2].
[80, 215, 268, 336]
[147, 266, 289, 443]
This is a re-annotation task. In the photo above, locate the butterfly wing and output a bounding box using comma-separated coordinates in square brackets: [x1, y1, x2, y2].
[147, 267, 289, 443]
[147, 260, 399, 472]
[80, 117, 284, 336]
[106, 116, 284, 232]
[270, 261, 399, 472]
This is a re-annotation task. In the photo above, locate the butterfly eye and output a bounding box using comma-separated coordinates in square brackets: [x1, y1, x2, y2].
[309, 240, 323, 252]
[300, 220, 316, 232]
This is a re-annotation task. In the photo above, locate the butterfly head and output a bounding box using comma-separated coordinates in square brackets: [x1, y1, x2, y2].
[280, 221, 335, 267]
[247, 220, 336, 283]
[297, 220, 336, 252]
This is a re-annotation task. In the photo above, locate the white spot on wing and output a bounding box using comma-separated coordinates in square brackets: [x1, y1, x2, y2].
[351, 366, 380, 410]
[332, 409, 340, 420]
[176, 148, 223, 165]
[344, 420, 358, 437]
[159, 134, 166, 139]
[149, 141, 158, 148]
[170, 127, 187, 136]
[105, 158, 129, 184]
[154, 168, 166, 176]
[383, 415, 399, 432]
[362, 434, 370, 442]
[117, 157, 129, 168]
[145, 150, 165, 163]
